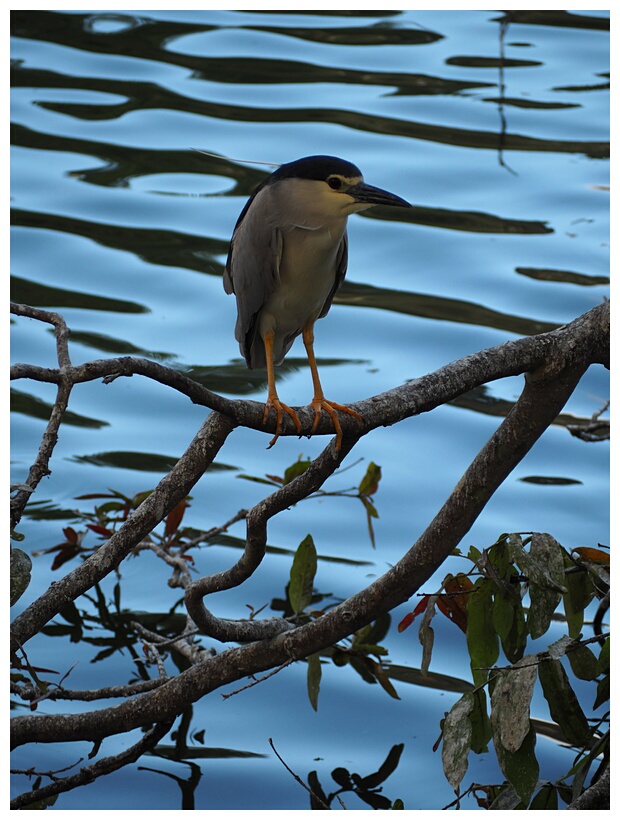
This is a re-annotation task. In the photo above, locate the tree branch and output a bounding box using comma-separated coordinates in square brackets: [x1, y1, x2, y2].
[10, 720, 173, 809]
[10, 301, 609, 448]
[10, 300, 606, 749]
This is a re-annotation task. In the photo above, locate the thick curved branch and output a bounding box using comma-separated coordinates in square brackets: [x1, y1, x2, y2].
[184, 434, 360, 641]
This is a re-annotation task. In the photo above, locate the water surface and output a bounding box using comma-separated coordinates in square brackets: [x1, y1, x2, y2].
[10, 9, 609, 810]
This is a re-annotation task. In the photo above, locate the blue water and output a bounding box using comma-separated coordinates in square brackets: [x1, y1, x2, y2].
[10, 9, 609, 810]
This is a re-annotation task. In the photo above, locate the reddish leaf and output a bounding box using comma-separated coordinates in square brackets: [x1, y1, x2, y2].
[572, 546, 609, 564]
[437, 574, 473, 633]
[51, 543, 80, 570]
[398, 596, 430, 632]
[397, 612, 415, 632]
[62, 526, 79, 543]
[164, 497, 190, 539]
[87, 524, 113, 537]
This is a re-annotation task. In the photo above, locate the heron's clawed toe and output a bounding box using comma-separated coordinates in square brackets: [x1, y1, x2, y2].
[310, 399, 364, 451]
[263, 399, 302, 448]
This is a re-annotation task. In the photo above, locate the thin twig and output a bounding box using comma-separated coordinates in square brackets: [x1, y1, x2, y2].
[222, 661, 293, 699]
[268, 738, 331, 810]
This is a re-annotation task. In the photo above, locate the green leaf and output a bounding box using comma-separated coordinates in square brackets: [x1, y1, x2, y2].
[467, 545, 482, 562]
[372, 661, 401, 700]
[349, 655, 378, 684]
[235, 473, 281, 487]
[466, 579, 499, 687]
[565, 641, 599, 681]
[363, 613, 391, 646]
[492, 586, 515, 644]
[95, 500, 127, 515]
[501, 596, 528, 664]
[441, 692, 474, 790]
[469, 688, 492, 754]
[529, 783, 558, 810]
[562, 560, 595, 638]
[358, 461, 381, 496]
[307, 652, 321, 711]
[484, 538, 533, 663]
[353, 643, 388, 657]
[331, 649, 349, 667]
[360, 496, 378, 518]
[526, 534, 567, 638]
[490, 656, 538, 753]
[538, 658, 592, 746]
[493, 720, 539, 805]
[132, 489, 154, 507]
[283, 458, 312, 485]
[360, 495, 378, 548]
[593, 674, 609, 709]
[288, 534, 317, 615]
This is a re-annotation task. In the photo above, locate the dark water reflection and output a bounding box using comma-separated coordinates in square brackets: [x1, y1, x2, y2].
[11, 8, 609, 811]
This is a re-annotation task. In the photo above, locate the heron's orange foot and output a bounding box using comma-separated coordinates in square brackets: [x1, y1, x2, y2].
[263, 398, 302, 448]
[310, 399, 364, 451]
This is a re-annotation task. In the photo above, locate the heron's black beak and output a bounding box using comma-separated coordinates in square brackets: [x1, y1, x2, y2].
[351, 182, 411, 208]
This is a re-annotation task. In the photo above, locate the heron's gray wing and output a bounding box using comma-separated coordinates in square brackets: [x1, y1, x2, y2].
[224, 186, 283, 367]
[224, 183, 261, 295]
[319, 230, 348, 319]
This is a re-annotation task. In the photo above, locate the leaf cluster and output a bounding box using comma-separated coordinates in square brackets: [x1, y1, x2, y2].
[418, 533, 610, 808]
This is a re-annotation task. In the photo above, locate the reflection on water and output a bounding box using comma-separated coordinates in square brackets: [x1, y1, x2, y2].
[10, 8, 609, 811]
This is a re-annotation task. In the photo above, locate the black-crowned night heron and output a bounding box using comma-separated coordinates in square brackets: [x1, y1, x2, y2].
[224, 155, 411, 449]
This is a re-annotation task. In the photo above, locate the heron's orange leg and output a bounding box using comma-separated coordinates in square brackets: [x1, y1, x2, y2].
[262, 331, 302, 447]
[302, 322, 363, 450]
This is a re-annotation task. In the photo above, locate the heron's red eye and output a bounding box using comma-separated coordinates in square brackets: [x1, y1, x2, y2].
[327, 177, 342, 190]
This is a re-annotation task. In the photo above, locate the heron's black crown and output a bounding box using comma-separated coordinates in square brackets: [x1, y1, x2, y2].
[268, 155, 363, 184]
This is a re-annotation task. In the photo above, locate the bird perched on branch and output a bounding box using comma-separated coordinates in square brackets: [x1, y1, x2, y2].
[224, 154, 411, 449]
